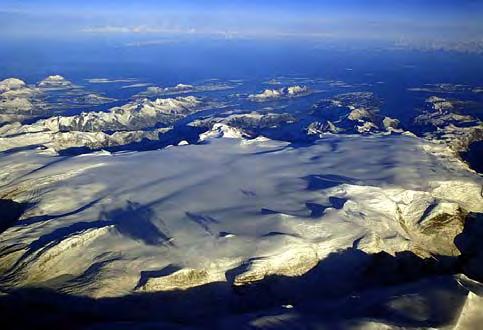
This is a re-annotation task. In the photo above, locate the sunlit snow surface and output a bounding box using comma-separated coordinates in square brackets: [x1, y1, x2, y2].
[0, 70, 483, 328]
[1, 133, 482, 315]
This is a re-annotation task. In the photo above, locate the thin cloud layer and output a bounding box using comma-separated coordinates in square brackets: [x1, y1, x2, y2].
[1, 0, 482, 47]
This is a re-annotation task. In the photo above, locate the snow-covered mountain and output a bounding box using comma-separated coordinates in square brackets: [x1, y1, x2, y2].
[248, 85, 310, 101]
[0, 74, 482, 329]
[0, 132, 482, 328]
[0, 96, 214, 152]
[34, 96, 203, 132]
[0, 75, 116, 125]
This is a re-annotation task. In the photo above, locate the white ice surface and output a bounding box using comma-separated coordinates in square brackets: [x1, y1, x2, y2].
[0, 133, 481, 298]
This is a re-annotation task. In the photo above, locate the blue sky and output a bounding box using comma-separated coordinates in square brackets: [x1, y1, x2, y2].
[1, 0, 482, 43]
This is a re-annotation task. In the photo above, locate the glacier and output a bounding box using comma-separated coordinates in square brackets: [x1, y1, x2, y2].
[0, 74, 482, 329]
[0, 131, 482, 328]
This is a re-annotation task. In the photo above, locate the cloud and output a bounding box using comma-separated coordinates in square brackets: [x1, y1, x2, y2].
[124, 39, 178, 47]
[82, 26, 132, 34]
[81, 25, 197, 35]
[1, 1, 482, 45]
[86, 78, 139, 84]
[121, 83, 153, 89]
